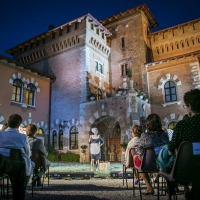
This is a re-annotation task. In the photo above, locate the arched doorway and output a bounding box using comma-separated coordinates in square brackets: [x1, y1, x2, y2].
[91, 116, 121, 161]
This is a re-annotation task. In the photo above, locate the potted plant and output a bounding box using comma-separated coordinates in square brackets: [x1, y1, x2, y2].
[116, 87, 125, 95]
[144, 96, 150, 103]
[138, 91, 144, 99]
[80, 145, 88, 153]
[88, 93, 96, 101]
[120, 142, 127, 152]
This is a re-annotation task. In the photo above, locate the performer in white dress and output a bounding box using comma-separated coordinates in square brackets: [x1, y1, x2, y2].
[89, 128, 104, 171]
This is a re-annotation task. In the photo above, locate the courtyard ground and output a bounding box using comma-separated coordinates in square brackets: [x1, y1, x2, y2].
[23, 177, 186, 200]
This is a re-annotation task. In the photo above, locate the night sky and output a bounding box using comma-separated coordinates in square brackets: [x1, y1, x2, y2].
[0, 0, 200, 57]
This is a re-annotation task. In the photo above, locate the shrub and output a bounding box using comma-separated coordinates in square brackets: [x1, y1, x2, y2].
[61, 153, 80, 162]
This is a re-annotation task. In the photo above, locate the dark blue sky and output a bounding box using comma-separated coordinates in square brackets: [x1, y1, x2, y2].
[0, 0, 200, 57]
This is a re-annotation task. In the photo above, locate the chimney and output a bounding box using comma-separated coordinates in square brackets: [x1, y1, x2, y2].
[49, 24, 55, 30]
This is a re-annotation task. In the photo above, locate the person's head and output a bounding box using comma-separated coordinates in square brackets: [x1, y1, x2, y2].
[146, 114, 163, 132]
[132, 125, 142, 137]
[26, 124, 37, 137]
[18, 123, 26, 134]
[183, 89, 200, 115]
[91, 128, 98, 135]
[1, 123, 8, 131]
[8, 114, 22, 128]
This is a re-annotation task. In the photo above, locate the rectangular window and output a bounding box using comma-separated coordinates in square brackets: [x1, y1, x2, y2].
[91, 24, 94, 30]
[102, 33, 104, 39]
[96, 28, 99, 35]
[95, 60, 103, 74]
[42, 38, 45, 44]
[122, 37, 125, 48]
[52, 32, 55, 39]
[121, 63, 128, 76]
[59, 29, 63, 36]
[75, 22, 78, 30]
[66, 25, 70, 33]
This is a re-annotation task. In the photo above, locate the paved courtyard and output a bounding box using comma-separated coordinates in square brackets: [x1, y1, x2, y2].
[24, 177, 186, 200]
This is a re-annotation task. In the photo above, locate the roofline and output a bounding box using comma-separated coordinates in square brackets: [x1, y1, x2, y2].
[100, 4, 158, 28]
[0, 54, 56, 82]
[148, 18, 200, 36]
[5, 13, 112, 54]
[144, 50, 200, 68]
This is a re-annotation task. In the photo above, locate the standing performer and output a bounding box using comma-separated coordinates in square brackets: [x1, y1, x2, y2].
[89, 128, 104, 171]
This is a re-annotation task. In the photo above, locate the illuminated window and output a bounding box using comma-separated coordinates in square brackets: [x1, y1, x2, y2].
[37, 128, 43, 135]
[164, 81, 177, 102]
[59, 130, 63, 150]
[12, 79, 23, 103]
[95, 61, 103, 74]
[121, 63, 128, 76]
[70, 126, 78, 150]
[25, 83, 36, 106]
[52, 130, 57, 149]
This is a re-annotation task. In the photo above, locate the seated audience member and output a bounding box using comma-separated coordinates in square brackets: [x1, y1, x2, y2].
[134, 114, 169, 195]
[0, 123, 8, 131]
[124, 125, 142, 184]
[26, 124, 50, 186]
[18, 123, 26, 134]
[0, 114, 33, 200]
[125, 125, 142, 168]
[167, 89, 200, 200]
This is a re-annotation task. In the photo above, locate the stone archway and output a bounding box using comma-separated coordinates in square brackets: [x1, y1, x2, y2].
[91, 116, 121, 161]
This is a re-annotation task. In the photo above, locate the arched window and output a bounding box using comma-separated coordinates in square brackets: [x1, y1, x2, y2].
[197, 36, 200, 43]
[175, 42, 179, 49]
[59, 129, 63, 150]
[180, 41, 184, 48]
[160, 46, 164, 53]
[12, 78, 23, 102]
[96, 88, 102, 100]
[52, 130, 57, 149]
[170, 43, 174, 50]
[185, 39, 189, 46]
[191, 38, 195, 45]
[164, 81, 177, 102]
[26, 83, 36, 106]
[70, 126, 78, 149]
[165, 45, 169, 52]
[156, 47, 159, 54]
[37, 128, 43, 134]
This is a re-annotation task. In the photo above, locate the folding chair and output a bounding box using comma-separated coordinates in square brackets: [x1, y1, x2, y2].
[122, 148, 136, 190]
[0, 174, 9, 200]
[133, 147, 162, 200]
[159, 141, 200, 200]
[31, 150, 50, 197]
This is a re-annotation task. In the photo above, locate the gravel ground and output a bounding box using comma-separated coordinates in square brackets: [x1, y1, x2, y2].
[24, 177, 186, 200]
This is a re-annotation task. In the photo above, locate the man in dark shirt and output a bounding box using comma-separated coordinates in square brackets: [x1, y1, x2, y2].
[168, 89, 200, 200]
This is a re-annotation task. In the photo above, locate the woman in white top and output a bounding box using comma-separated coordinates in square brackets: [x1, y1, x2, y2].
[89, 128, 104, 171]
